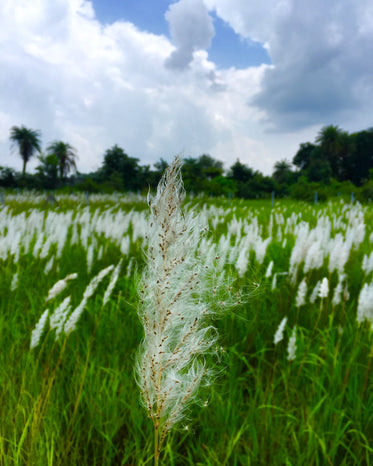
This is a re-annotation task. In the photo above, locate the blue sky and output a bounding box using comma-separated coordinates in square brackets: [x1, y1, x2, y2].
[91, 0, 171, 34]
[1, 0, 372, 175]
[91, 0, 271, 69]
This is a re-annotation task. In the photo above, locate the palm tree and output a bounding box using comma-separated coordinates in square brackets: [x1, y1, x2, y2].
[315, 125, 348, 179]
[47, 141, 78, 179]
[9, 126, 42, 176]
[273, 159, 293, 184]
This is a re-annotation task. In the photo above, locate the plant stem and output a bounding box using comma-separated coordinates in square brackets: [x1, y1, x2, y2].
[361, 339, 373, 397]
[154, 422, 159, 466]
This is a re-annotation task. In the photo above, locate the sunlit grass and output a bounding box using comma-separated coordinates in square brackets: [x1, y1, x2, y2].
[0, 195, 372, 464]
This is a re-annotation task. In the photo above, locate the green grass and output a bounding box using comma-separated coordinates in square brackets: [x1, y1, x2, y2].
[0, 196, 372, 465]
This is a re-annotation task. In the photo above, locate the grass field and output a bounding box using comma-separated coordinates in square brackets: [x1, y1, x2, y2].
[0, 191, 372, 465]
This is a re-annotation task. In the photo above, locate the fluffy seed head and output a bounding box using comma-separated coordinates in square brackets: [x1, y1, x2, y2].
[136, 156, 226, 442]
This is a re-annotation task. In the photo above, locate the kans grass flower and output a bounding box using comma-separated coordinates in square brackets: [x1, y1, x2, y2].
[136, 156, 230, 464]
[274, 317, 287, 345]
[45, 273, 78, 302]
[287, 326, 297, 361]
[318, 277, 329, 299]
[295, 278, 307, 307]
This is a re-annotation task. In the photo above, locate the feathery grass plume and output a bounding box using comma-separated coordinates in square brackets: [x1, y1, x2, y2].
[86, 243, 94, 273]
[45, 273, 78, 302]
[295, 278, 307, 307]
[274, 317, 287, 345]
[318, 277, 329, 299]
[30, 309, 49, 349]
[10, 271, 18, 291]
[136, 156, 222, 464]
[44, 255, 54, 274]
[287, 326, 297, 361]
[332, 279, 343, 306]
[271, 273, 277, 290]
[310, 280, 321, 304]
[64, 264, 114, 333]
[357, 282, 373, 327]
[49, 296, 72, 339]
[103, 259, 122, 306]
[265, 260, 274, 278]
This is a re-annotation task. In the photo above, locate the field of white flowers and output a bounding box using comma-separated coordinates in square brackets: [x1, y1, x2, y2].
[0, 189, 372, 465]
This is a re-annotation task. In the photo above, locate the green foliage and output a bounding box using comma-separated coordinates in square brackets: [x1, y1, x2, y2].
[228, 160, 275, 198]
[9, 125, 42, 176]
[4, 122, 373, 201]
[293, 125, 373, 186]
[0, 166, 17, 188]
[357, 180, 373, 202]
[293, 142, 317, 171]
[99, 145, 142, 191]
[36, 154, 59, 189]
[73, 176, 101, 193]
[0, 198, 373, 464]
[272, 159, 295, 185]
[46, 141, 78, 180]
[182, 154, 224, 194]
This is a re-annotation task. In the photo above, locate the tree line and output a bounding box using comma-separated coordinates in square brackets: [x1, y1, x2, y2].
[1, 124, 373, 201]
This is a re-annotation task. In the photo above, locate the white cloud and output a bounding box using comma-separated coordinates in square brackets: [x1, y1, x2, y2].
[0, 0, 275, 175]
[204, 0, 373, 130]
[165, 0, 215, 70]
[0, 0, 372, 178]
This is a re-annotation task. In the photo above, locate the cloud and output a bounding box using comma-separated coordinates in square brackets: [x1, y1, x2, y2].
[1, 0, 372, 178]
[165, 0, 215, 70]
[204, 0, 373, 130]
[0, 0, 275, 175]
[0, 2, 209, 170]
[253, 0, 373, 130]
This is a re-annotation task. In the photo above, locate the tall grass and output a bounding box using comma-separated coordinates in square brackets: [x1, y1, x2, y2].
[0, 192, 372, 464]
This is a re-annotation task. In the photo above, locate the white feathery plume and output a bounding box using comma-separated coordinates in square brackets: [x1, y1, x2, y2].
[86, 243, 94, 273]
[120, 235, 130, 255]
[10, 272, 19, 291]
[32, 234, 44, 258]
[268, 214, 273, 237]
[271, 273, 277, 290]
[304, 240, 324, 273]
[64, 264, 114, 333]
[255, 237, 271, 264]
[82, 266, 114, 301]
[276, 226, 282, 242]
[295, 278, 307, 307]
[310, 280, 321, 304]
[265, 260, 274, 278]
[274, 317, 287, 345]
[49, 296, 72, 339]
[45, 273, 78, 302]
[235, 245, 249, 277]
[39, 237, 52, 259]
[44, 255, 54, 275]
[30, 309, 49, 349]
[136, 156, 227, 458]
[287, 326, 297, 361]
[357, 282, 373, 327]
[362, 251, 373, 275]
[126, 257, 134, 278]
[332, 274, 345, 306]
[103, 259, 122, 306]
[318, 277, 329, 299]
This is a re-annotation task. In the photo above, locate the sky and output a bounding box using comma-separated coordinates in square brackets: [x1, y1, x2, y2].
[1, 0, 373, 176]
